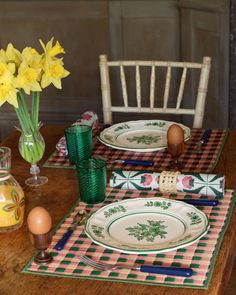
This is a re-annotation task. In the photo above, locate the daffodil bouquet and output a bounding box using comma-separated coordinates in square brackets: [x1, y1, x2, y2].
[0, 37, 69, 165]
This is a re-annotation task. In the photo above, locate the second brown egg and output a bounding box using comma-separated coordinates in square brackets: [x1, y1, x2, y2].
[167, 124, 185, 145]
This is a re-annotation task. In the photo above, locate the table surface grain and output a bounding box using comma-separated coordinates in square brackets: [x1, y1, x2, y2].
[0, 126, 236, 295]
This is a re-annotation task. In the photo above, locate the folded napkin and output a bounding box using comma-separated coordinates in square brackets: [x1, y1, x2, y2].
[110, 170, 225, 197]
[56, 111, 99, 156]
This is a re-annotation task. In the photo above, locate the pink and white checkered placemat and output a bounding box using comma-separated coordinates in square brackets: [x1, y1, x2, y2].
[22, 188, 235, 289]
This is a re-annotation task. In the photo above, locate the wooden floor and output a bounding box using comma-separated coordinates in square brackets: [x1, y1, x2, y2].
[226, 259, 236, 294]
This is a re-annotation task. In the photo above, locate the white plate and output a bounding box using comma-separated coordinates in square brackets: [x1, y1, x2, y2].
[98, 120, 191, 152]
[85, 197, 209, 254]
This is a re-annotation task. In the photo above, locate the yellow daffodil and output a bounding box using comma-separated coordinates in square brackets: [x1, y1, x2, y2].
[21, 47, 42, 69]
[41, 59, 69, 89]
[40, 37, 65, 58]
[0, 63, 18, 107]
[0, 63, 13, 82]
[5, 43, 22, 68]
[15, 62, 41, 94]
[0, 63, 8, 76]
[0, 82, 18, 108]
[0, 49, 7, 63]
[0, 37, 69, 144]
[0, 62, 15, 79]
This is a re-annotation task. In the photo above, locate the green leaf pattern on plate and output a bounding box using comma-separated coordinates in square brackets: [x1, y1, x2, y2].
[114, 124, 130, 132]
[104, 134, 113, 143]
[126, 135, 161, 145]
[145, 122, 166, 127]
[126, 220, 168, 242]
[104, 205, 127, 218]
[91, 225, 105, 238]
[144, 200, 172, 210]
[186, 212, 202, 225]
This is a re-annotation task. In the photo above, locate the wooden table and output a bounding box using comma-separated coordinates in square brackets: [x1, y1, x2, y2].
[0, 126, 236, 295]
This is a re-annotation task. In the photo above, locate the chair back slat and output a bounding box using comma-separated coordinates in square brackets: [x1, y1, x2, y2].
[163, 66, 171, 108]
[99, 55, 211, 128]
[176, 67, 187, 109]
[136, 65, 141, 108]
[108, 60, 202, 68]
[120, 66, 128, 107]
[193, 56, 211, 128]
[150, 65, 155, 109]
[99, 54, 112, 124]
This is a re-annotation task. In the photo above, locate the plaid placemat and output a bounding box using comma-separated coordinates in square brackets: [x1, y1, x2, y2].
[22, 188, 236, 289]
[43, 129, 228, 173]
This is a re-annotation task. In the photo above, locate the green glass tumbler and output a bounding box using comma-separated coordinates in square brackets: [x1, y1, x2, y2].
[64, 125, 92, 165]
[77, 158, 107, 204]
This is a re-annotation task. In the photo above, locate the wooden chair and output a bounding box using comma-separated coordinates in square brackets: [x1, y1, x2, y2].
[99, 55, 211, 128]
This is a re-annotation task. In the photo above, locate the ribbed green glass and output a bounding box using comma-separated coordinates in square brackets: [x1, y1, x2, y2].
[77, 158, 107, 204]
[64, 125, 92, 165]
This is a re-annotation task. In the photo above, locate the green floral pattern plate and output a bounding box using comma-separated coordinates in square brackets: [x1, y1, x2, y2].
[98, 120, 191, 152]
[85, 197, 209, 254]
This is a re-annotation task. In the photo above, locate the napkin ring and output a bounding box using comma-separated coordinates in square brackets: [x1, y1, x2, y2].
[159, 171, 181, 194]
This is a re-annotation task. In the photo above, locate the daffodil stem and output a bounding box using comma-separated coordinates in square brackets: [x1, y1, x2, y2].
[19, 132, 45, 164]
[17, 91, 35, 133]
[15, 90, 45, 165]
[14, 107, 27, 134]
[17, 103, 30, 132]
[32, 91, 40, 129]
[15, 94, 32, 133]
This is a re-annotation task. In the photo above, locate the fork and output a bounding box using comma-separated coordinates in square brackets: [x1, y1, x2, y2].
[79, 255, 193, 277]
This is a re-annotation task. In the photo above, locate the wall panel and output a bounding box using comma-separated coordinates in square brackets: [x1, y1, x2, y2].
[0, 0, 229, 140]
[0, 1, 109, 139]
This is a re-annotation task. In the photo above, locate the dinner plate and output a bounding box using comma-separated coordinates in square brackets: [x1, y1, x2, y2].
[98, 120, 191, 152]
[85, 197, 209, 254]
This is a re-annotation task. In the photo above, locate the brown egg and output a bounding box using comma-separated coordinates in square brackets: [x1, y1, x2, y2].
[167, 124, 184, 145]
[27, 206, 52, 235]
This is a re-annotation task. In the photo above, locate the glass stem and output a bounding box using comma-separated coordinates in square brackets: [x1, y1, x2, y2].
[30, 164, 40, 183]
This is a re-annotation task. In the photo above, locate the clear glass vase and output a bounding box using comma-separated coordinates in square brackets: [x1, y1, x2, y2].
[18, 129, 48, 187]
[0, 147, 25, 232]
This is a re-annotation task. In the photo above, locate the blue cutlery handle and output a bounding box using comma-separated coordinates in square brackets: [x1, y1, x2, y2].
[54, 229, 73, 251]
[181, 199, 219, 206]
[140, 265, 193, 277]
[124, 159, 154, 166]
[201, 129, 212, 142]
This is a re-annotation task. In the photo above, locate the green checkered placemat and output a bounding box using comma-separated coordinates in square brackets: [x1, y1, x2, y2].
[22, 188, 236, 289]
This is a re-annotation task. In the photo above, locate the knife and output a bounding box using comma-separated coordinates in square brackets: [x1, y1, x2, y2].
[196, 129, 212, 153]
[54, 211, 86, 251]
[110, 159, 154, 167]
[136, 265, 193, 277]
[178, 198, 219, 206]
